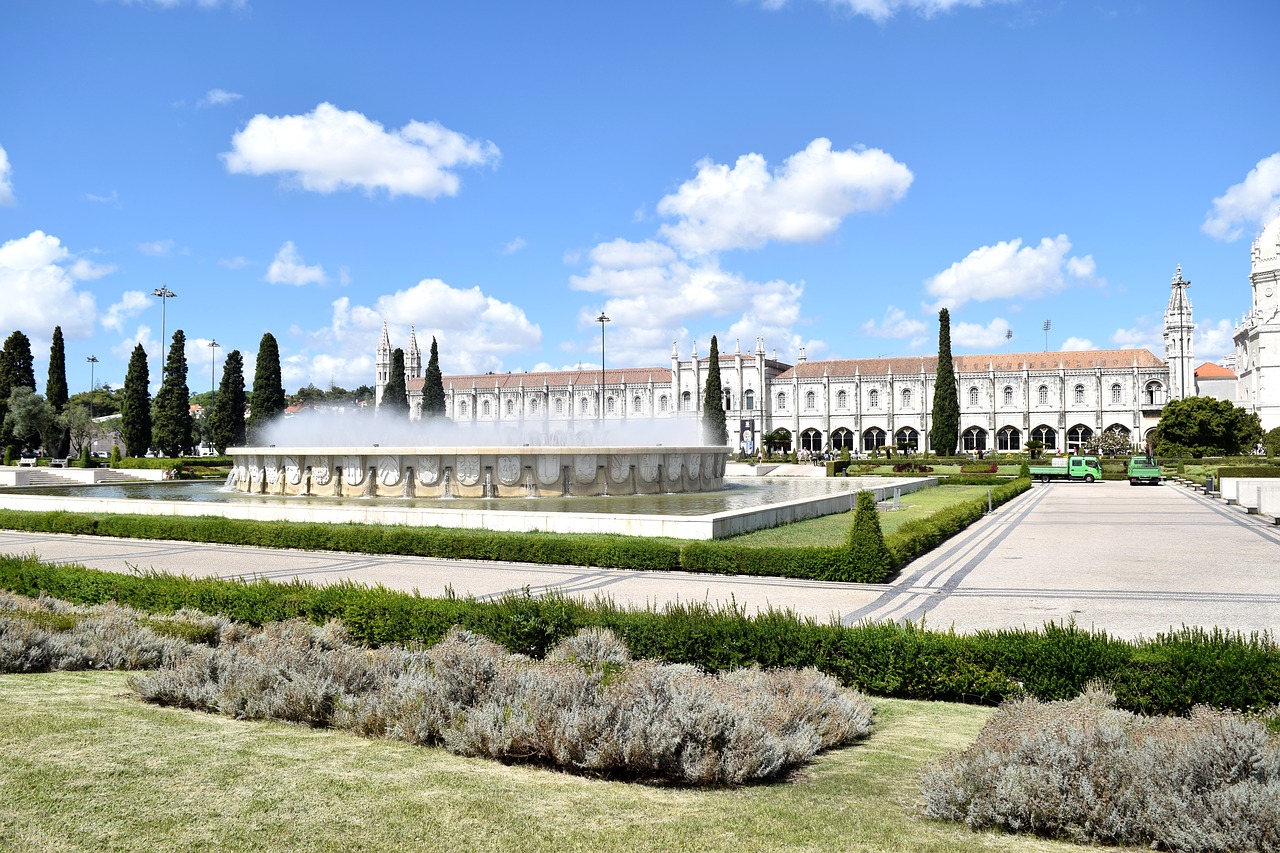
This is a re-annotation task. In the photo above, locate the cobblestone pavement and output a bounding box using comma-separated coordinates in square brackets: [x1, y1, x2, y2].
[1, 480, 1276, 639]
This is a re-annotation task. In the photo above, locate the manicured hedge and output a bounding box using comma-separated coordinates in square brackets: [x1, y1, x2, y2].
[1216, 466, 1280, 479]
[113, 456, 232, 470]
[0, 479, 1033, 585]
[1, 553, 1276, 714]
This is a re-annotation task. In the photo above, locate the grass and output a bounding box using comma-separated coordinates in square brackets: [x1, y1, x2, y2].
[725, 485, 997, 548]
[0, 671, 1124, 853]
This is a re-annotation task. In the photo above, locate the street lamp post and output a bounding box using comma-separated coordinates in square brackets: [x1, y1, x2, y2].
[596, 312, 609, 422]
[207, 340, 220, 456]
[1042, 319, 1051, 352]
[152, 285, 177, 382]
[86, 356, 98, 421]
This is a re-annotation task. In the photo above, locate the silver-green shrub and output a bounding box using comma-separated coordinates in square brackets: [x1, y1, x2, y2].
[921, 685, 1280, 851]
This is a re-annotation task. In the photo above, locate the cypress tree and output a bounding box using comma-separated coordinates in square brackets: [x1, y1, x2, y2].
[847, 490, 892, 581]
[209, 350, 247, 453]
[381, 348, 409, 416]
[422, 336, 445, 419]
[121, 343, 152, 457]
[0, 331, 37, 449]
[702, 335, 728, 445]
[47, 326, 71, 457]
[929, 308, 960, 457]
[248, 333, 286, 442]
[152, 330, 192, 457]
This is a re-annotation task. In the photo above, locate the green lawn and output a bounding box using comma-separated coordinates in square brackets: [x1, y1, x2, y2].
[725, 485, 997, 548]
[0, 671, 1124, 853]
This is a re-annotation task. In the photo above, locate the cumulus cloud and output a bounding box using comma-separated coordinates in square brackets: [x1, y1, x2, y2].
[1195, 318, 1235, 361]
[1202, 153, 1280, 241]
[102, 290, 151, 333]
[1060, 336, 1096, 351]
[924, 234, 1101, 311]
[0, 145, 14, 206]
[222, 102, 500, 200]
[951, 317, 1012, 349]
[860, 305, 926, 340]
[656, 138, 912, 254]
[69, 258, 117, 280]
[763, 0, 999, 22]
[198, 88, 242, 107]
[110, 324, 159, 366]
[265, 241, 327, 286]
[502, 237, 526, 255]
[0, 231, 98, 338]
[138, 239, 175, 257]
[1110, 316, 1161, 353]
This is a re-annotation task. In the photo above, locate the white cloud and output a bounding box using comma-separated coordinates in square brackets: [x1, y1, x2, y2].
[222, 102, 500, 200]
[860, 305, 926, 339]
[198, 88, 242, 107]
[102, 290, 151, 332]
[502, 236, 526, 255]
[1110, 317, 1161, 353]
[218, 256, 250, 269]
[924, 234, 1101, 311]
[69, 258, 117, 280]
[1195, 318, 1235, 361]
[763, 0, 999, 22]
[951, 317, 1012, 349]
[0, 145, 14, 206]
[1060, 336, 1095, 351]
[138, 239, 175, 256]
[110, 324, 158, 369]
[115, 0, 247, 9]
[1202, 153, 1280, 241]
[265, 241, 327, 286]
[656, 138, 912, 254]
[0, 231, 98, 338]
[85, 190, 119, 206]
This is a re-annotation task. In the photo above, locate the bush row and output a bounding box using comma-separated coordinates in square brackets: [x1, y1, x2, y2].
[2, 553, 1277, 714]
[0, 479, 1032, 584]
[111, 457, 232, 470]
[1217, 466, 1280, 479]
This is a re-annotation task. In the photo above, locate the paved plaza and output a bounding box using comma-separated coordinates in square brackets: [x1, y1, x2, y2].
[1, 480, 1276, 640]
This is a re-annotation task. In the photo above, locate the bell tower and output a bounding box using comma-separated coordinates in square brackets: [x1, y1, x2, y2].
[1163, 265, 1195, 400]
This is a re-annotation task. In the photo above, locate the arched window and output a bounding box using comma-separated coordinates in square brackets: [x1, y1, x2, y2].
[658, 394, 668, 413]
[962, 426, 988, 452]
[580, 397, 589, 415]
[554, 398, 563, 416]
[744, 389, 755, 410]
[968, 387, 979, 407]
[1145, 381, 1164, 406]
[805, 390, 816, 410]
[862, 427, 886, 452]
[1074, 384, 1086, 405]
[606, 396, 615, 414]
[459, 400, 469, 417]
[1110, 383, 1122, 405]
[800, 428, 823, 452]
[481, 399, 491, 417]
[830, 427, 854, 450]
[723, 390, 732, 410]
[1003, 385, 1014, 406]
[776, 391, 786, 410]
[505, 398, 515, 415]
[530, 397, 540, 415]
[682, 391, 693, 411]
[836, 389, 847, 409]
[1031, 425, 1057, 450]
[1067, 424, 1093, 452]
[633, 395, 642, 413]
[1038, 385, 1049, 406]
[895, 427, 919, 452]
[997, 426, 1021, 451]
[868, 389, 879, 409]
[901, 388, 912, 409]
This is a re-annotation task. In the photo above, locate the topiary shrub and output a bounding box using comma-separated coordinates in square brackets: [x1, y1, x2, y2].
[2, 445, 13, 466]
[1018, 460, 1031, 479]
[109, 445, 122, 467]
[847, 491, 892, 579]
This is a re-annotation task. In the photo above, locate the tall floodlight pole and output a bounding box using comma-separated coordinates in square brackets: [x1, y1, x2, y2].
[207, 339, 220, 408]
[597, 311, 610, 422]
[153, 285, 177, 382]
[86, 356, 98, 421]
[1042, 319, 1051, 352]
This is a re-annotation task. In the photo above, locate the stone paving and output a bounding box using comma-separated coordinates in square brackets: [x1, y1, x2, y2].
[1, 479, 1276, 640]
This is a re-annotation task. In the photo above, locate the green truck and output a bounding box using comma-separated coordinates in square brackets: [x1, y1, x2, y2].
[1126, 455, 1162, 485]
[1028, 455, 1102, 483]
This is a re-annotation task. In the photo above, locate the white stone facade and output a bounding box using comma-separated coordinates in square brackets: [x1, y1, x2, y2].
[1234, 219, 1280, 431]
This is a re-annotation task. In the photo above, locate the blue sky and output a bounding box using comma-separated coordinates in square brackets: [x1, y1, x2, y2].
[2, 0, 1279, 397]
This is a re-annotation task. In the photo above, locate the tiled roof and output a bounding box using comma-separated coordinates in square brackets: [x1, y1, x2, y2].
[775, 349, 1164, 379]
[1194, 361, 1236, 378]
[442, 367, 671, 392]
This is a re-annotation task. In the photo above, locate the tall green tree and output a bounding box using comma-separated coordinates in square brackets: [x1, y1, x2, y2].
[248, 333, 286, 442]
[381, 348, 409, 416]
[152, 330, 192, 457]
[2, 387, 56, 453]
[1154, 396, 1263, 458]
[422, 336, 445, 419]
[121, 344, 152, 457]
[702, 335, 728, 445]
[0, 330, 36, 449]
[46, 326, 71, 457]
[929, 309, 959, 456]
[209, 350, 247, 453]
